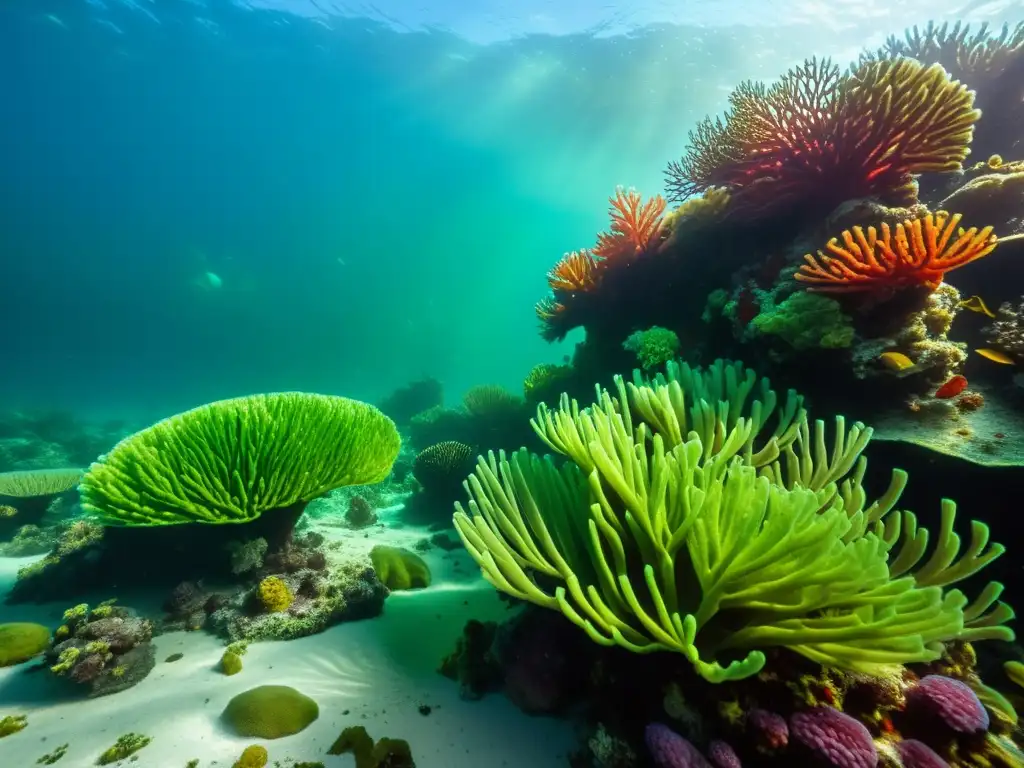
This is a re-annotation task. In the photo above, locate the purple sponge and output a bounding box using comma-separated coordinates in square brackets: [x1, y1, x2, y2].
[905, 675, 990, 734]
[897, 739, 949, 768]
[645, 723, 712, 768]
[790, 707, 878, 768]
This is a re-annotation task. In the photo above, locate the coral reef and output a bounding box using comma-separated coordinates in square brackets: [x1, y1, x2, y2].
[221, 685, 319, 739]
[47, 600, 155, 697]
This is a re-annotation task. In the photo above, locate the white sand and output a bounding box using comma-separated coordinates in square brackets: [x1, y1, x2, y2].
[0, 511, 577, 768]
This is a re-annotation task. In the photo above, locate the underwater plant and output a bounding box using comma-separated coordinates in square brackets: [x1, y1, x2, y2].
[78, 392, 400, 526]
[453, 359, 1013, 683]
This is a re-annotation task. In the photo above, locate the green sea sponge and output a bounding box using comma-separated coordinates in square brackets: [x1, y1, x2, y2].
[221, 685, 319, 739]
[454, 359, 1012, 683]
[220, 650, 243, 676]
[370, 545, 431, 590]
[623, 326, 682, 370]
[96, 733, 151, 765]
[232, 744, 269, 768]
[0, 622, 50, 666]
[257, 575, 293, 613]
[0, 714, 27, 738]
[751, 292, 854, 350]
[0, 468, 83, 498]
[79, 392, 401, 526]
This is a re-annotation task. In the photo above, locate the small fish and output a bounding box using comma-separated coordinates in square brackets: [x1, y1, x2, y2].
[957, 295, 996, 318]
[935, 375, 968, 399]
[975, 348, 1015, 365]
[879, 351, 914, 372]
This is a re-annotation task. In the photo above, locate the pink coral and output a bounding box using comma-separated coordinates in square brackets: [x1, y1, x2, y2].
[789, 708, 878, 768]
[707, 740, 741, 768]
[905, 675, 990, 734]
[747, 707, 789, 750]
[645, 723, 712, 768]
[897, 739, 949, 768]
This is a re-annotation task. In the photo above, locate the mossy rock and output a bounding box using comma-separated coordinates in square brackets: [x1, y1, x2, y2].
[369, 545, 431, 590]
[0, 622, 50, 666]
[221, 685, 319, 739]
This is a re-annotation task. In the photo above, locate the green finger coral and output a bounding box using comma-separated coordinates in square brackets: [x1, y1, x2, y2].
[79, 392, 401, 526]
[453, 359, 1013, 683]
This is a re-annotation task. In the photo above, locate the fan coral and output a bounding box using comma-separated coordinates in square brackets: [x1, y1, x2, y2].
[665, 57, 980, 218]
[0, 468, 83, 497]
[79, 393, 400, 526]
[789, 707, 877, 768]
[257, 576, 294, 613]
[796, 212, 998, 292]
[547, 249, 601, 293]
[645, 723, 711, 768]
[594, 187, 668, 262]
[905, 674, 990, 733]
[453, 359, 1012, 683]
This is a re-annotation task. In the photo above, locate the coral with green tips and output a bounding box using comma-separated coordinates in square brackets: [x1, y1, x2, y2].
[0, 622, 50, 666]
[95, 733, 151, 765]
[370, 545, 431, 590]
[0, 714, 27, 738]
[454, 358, 1013, 683]
[750, 291, 854, 349]
[78, 392, 401, 526]
[221, 685, 319, 739]
[623, 326, 682, 369]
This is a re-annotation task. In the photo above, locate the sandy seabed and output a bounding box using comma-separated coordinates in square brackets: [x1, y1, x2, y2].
[0, 508, 577, 768]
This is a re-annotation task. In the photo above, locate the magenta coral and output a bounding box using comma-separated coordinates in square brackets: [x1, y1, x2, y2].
[905, 675, 990, 734]
[747, 707, 788, 750]
[707, 740, 741, 768]
[897, 739, 950, 768]
[645, 723, 712, 768]
[789, 707, 878, 768]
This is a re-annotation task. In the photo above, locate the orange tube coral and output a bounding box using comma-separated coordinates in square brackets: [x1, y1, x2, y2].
[795, 212, 998, 293]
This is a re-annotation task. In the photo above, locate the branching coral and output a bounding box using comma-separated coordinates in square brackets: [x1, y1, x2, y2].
[594, 187, 668, 262]
[547, 249, 601, 293]
[665, 57, 980, 219]
[453, 359, 1012, 683]
[795, 212, 998, 292]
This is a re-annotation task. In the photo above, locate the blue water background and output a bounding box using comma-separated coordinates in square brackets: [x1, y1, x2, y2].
[0, 0, 1017, 423]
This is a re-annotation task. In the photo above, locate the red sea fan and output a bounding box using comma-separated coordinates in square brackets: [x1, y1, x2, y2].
[665, 57, 980, 219]
[593, 187, 667, 262]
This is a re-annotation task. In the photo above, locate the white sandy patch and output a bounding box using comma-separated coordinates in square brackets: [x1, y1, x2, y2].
[0, 518, 576, 767]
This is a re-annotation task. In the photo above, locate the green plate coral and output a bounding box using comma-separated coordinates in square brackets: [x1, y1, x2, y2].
[79, 392, 401, 526]
[454, 359, 1014, 683]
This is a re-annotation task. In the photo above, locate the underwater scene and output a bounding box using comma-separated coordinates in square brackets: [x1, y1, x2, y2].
[2, 0, 1024, 766]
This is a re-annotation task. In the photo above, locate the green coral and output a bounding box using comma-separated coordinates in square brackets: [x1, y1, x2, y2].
[220, 650, 243, 676]
[95, 733, 151, 765]
[232, 745, 268, 768]
[79, 393, 401, 526]
[257, 575, 293, 612]
[0, 714, 27, 737]
[0, 468, 83, 497]
[453, 359, 1013, 683]
[0, 622, 50, 666]
[623, 326, 682, 370]
[221, 685, 319, 739]
[751, 292, 854, 350]
[370, 545, 431, 590]
[50, 647, 81, 675]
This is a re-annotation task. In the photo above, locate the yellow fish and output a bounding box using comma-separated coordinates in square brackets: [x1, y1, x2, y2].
[975, 348, 1015, 365]
[958, 295, 996, 318]
[880, 351, 915, 372]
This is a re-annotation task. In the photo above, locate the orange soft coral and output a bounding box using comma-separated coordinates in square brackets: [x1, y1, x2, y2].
[547, 249, 600, 293]
[665, 57, 980, 219]
[795, 212, 998, 293]
[592, 187, 667, 262]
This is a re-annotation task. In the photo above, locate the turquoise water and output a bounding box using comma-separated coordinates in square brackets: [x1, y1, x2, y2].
[1, 0, 1012, 421]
